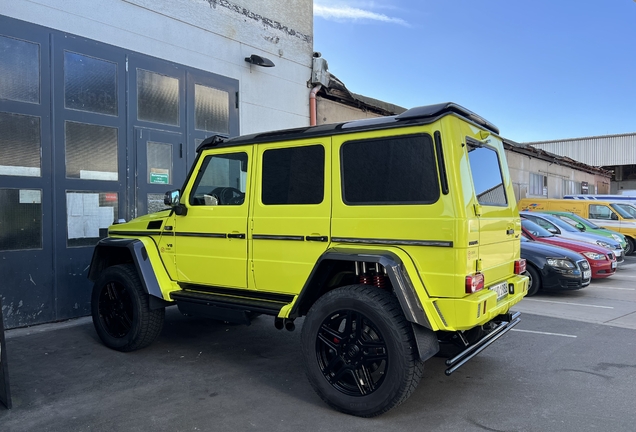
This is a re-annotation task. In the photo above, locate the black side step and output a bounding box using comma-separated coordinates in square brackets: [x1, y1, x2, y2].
[170, 290, 289, 324]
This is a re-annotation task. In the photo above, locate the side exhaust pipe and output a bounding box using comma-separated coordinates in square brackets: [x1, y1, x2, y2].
[285, 319, 295, 332]
[274, 317, 296, 331]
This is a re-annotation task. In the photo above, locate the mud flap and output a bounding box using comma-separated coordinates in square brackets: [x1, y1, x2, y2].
[411, 323, 440, 361]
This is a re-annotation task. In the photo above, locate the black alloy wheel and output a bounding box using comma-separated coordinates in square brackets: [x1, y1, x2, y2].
[91, 264, 164, 352]
[301, 285, 423, 417]
[98, 280, 134, 338]
[315, 309, 388, 397]
[524, 265, 541, 296]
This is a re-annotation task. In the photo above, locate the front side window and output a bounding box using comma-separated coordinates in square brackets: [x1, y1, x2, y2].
[341, 134, 439, 205]
[589, 204, 614, 220]
[262, 145, 324, 205]
[190, 152, 247, 206]
[467, 142, 507, 206]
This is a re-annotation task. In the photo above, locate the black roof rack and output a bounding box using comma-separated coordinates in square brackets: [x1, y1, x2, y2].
[197, 102, 498, 152]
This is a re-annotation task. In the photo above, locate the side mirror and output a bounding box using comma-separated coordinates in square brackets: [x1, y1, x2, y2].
[164, 189, 188, 216]
[611, 213, 619, 221]
[547, 227, 559, 234]
[575, 223, 586, 231]
[164, 189, 180, 207]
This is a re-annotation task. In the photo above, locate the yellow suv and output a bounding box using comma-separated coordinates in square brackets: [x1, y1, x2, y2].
[88, 102, 528, 417]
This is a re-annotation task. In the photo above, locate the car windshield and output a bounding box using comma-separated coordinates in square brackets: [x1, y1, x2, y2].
[543, 215, 580, 233]
[522, 219, 554, 238]
[564, 213, 601, 229]
[612, 203, 636, 219]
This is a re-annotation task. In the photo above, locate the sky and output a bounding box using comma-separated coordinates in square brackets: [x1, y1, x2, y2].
[313, 1, 636, 143]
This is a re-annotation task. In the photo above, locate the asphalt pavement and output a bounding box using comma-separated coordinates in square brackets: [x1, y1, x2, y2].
[1, 261, 635, 432]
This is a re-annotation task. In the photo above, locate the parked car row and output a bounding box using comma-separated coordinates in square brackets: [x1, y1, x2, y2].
[518, 210, 625, 296]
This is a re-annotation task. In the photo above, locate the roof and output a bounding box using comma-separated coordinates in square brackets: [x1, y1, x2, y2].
[198, 102, 499, 151]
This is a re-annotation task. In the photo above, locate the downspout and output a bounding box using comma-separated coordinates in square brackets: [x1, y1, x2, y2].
[309, 84, 322, 126]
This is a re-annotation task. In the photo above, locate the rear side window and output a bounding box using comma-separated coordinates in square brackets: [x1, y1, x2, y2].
[341, 134, 439, 205]
[261, 145, 325, 205]
[467, 142, 507, 206]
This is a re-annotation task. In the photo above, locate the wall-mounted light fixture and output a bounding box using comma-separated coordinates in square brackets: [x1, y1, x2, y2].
[245, 54, 275, 67]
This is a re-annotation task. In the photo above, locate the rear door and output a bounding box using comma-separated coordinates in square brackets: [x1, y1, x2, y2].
[250, 140, 331, 294]
[466, 136, 517, 286]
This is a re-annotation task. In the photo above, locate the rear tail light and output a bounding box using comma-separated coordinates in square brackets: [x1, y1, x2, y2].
[514, 259, 526, 275]
[466, 273, 485, 294]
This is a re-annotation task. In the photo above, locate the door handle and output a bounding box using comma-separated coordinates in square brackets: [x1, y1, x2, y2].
[306, 235, 328, 242]
[228, 233, 245, 239]
[506, 229, 515, 235]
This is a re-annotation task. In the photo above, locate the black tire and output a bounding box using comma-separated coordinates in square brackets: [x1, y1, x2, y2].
[91, 264, 165, 352]
[625, 237, 635, 256]
[524, 265, 541, 296]
[300, 285, 423, 417]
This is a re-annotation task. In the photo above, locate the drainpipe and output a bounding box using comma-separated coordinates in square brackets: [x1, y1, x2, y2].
[309, 84, 322, 126]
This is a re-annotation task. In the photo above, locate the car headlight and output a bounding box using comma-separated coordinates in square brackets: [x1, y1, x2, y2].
[596, 240, 611, 249]
[611, 234, 622, 242]
[546, 258, 576, 269]
[582, 252, 606, 260]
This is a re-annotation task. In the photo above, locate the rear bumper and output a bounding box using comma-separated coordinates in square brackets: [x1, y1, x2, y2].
[433, 273, 528, 331]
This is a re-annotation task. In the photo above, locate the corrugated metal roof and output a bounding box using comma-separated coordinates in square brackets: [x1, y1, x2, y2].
[524, 132, 636, 166]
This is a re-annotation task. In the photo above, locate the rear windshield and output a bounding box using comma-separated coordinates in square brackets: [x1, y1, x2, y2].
[522, 218, 554, 238]
[467, 141, 507, 206]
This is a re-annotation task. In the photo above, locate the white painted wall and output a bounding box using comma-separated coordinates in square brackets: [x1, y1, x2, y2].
[2, 0, 314, 134]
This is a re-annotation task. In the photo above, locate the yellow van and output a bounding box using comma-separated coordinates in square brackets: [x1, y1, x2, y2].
[518, 198, 636, 255]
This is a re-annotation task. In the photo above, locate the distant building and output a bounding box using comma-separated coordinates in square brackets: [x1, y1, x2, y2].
[526, 133, 636, 194]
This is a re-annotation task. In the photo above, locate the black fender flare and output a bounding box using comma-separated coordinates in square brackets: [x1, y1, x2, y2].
[88, 238, 168, 309]
[291, 247, 439, 361]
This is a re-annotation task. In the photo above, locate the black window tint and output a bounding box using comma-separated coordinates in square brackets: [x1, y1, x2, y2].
[262, 145, 324, 205]
[467, 143, 507, 206]
[341, 134, 439, 204]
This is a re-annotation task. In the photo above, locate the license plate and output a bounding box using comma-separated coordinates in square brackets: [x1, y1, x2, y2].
[611, 261, 617, 269]
[489, 281, 508, 301]
[583, 270, 591, 280]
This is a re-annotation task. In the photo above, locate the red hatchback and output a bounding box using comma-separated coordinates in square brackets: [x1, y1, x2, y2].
[521, 219, 616, 279]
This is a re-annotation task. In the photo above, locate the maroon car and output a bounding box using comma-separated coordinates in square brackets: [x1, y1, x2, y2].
[521, 219, 616, 279]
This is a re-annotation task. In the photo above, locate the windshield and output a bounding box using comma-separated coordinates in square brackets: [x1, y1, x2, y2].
[563, 213, 601, 229]
[543, 215, 580, 233]
[612, 203, 636, 219]
[522, 218, 554, 238]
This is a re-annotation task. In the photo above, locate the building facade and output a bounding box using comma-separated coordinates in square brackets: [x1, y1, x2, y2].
[0, 0, 314, 328]
[526, 133, 636, 194]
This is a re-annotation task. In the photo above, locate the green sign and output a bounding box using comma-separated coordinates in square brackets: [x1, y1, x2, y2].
[150, 172, 169, 184]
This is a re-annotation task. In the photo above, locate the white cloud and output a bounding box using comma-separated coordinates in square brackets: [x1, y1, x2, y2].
[314, 4, 409, 26]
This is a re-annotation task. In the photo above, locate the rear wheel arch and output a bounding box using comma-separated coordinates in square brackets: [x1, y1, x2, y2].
[291, 249, 439, 361]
